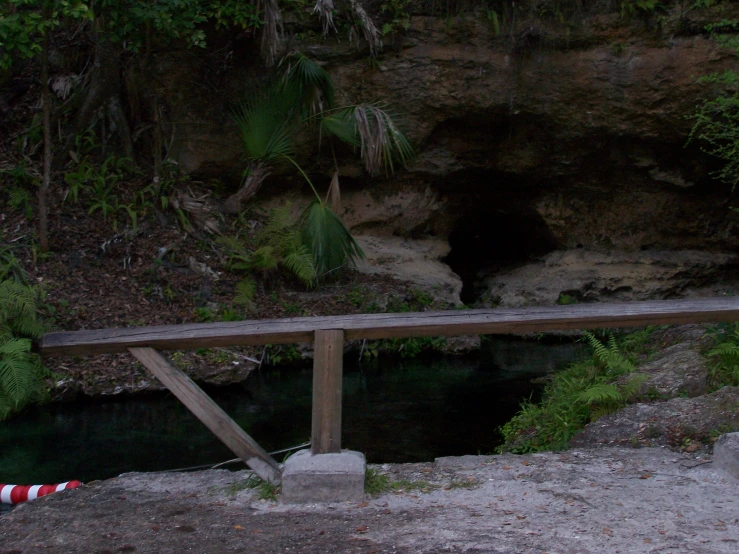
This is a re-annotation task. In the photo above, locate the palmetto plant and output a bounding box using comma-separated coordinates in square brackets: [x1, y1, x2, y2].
[227, 53, 413, 278]
[0, 280, 48, 421]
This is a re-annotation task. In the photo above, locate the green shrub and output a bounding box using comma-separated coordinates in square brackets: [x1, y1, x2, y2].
[704, 322, 739, 388]
[219, 202, 315, 301]
[498, 330, 651, 453]
[0, 280, 48, 420]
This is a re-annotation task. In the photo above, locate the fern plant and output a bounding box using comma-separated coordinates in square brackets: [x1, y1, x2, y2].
[583, 331, 636, 375]
[0, 280, 48, 421]
[705, 322, 739, 388]
[219, 203, 315, 304]
[499, 329, 651, 454]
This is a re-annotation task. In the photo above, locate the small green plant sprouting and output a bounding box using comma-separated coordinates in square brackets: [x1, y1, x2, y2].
[365, 467, 392, 495]
[263, 344, 302, 366]
[194, 306, 216, 322]
[365, 468, 438, 495]
[556, 293, 578, 305]
[0, 245, 29, 285]
[8, 187, 34, 220]
[486, 9, 501, 36]
[87, 180, 119, 220]
[380, 0, 412, 37]
[243, 474, 281, 501]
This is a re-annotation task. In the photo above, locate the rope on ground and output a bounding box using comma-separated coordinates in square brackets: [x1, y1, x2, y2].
[158, 441, 311, 473]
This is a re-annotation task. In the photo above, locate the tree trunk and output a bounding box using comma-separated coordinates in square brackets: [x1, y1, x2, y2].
[223, 162, 271, 213]
[38, 29, 51, 253]
[67, 18, 134, 161]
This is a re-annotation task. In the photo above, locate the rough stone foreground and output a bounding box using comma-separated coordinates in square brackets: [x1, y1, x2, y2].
[1, 447, 737, 554]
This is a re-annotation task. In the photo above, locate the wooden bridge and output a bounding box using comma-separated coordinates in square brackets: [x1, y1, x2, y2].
[39, 297, 739, 484]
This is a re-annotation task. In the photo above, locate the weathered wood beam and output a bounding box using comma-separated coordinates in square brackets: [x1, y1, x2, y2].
[41, 298, 739, 356]
[129, 347, 281, 484]
[311, 330, 344, 454]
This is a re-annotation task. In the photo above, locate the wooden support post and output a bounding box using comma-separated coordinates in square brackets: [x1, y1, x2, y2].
[311, 329, 344, 454]
[129, 347, 281, 484]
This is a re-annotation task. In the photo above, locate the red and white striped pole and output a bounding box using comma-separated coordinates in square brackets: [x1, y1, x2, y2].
[0, 481, 82, 504]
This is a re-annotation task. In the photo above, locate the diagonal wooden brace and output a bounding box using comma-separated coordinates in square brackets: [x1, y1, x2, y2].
[129, 347, 281, 484]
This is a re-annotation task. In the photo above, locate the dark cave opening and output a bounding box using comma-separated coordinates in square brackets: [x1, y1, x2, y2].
[444, 209, 558, 305]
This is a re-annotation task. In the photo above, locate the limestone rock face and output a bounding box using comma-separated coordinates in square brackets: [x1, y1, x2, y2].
[158, 8, 739, 305]
[354, 235, 462, 306]
[480, 249, 737, 307]
[630, 343, 710, 399]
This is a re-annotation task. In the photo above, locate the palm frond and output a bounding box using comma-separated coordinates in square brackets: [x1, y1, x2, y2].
[326, 171, 341, 212]
[348, 0, 382, 56]
[353, 104, 414, 175]
[261, 0, 283, 66]
[320, 108, 360, 147]
[279, 53, 335, 115]
[313, 0, 337, 36]
[232, 92, 294, 162]
[299, 200, 364, 276]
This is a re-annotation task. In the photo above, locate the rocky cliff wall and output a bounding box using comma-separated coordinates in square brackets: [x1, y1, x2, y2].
[162, 6, 739, 305]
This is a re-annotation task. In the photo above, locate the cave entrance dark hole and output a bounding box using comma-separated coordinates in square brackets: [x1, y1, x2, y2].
[444, 209, 557, 304]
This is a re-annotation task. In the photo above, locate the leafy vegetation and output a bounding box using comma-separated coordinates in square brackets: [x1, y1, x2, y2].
[498, 329, 653, 453]
[0, 280, 48, 421]
[704, 322, 739, 388]
[688, 16, 739, 189]
[219, 203, 316, 302]
[229, 52, 412, 278]
[364, 467, 437, 496]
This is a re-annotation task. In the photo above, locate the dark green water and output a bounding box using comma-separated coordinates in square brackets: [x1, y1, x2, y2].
[0, 337, 583, 487]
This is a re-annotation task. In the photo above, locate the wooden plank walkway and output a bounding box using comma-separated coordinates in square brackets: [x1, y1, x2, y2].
[40, 297, 739, 356]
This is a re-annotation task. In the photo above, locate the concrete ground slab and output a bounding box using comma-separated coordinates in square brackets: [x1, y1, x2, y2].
[714, 432, 739, 480]
[281, 449, 366, 504]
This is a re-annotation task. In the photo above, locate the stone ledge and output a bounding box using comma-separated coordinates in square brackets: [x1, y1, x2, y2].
[714, 432, 739, 480]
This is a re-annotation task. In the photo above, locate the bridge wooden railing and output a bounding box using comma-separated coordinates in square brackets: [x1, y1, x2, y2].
[38, 297, 739, 483]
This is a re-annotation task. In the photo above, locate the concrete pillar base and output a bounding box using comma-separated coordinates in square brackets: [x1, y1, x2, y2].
[282, 449, 366, 503]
